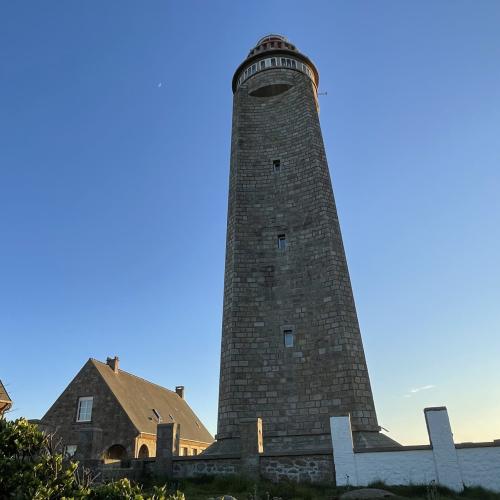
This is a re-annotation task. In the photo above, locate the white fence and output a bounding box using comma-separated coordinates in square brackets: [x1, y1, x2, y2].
[330, 407, 500, 492]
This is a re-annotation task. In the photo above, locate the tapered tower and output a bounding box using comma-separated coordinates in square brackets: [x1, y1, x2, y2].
[215, 35, 393, 454]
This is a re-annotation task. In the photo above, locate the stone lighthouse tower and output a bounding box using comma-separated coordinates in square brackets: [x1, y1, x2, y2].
[215, 35, 394, 454]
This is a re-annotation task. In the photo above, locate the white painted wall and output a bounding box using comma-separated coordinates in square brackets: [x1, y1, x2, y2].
[330, 407, 500, 493]
[354, 449, 436, 487]
[458, 446, 500, 492]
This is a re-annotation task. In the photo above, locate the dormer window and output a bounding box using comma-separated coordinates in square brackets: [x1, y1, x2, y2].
[153, 408, 162, 423]
[76, 397, 93, 422]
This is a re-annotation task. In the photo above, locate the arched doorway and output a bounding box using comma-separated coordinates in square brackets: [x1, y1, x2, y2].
[106, 444, 127, 461]
[138, 444, 149, 458]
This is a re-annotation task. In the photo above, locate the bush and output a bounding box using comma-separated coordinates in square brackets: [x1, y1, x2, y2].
[0, 417, 83, 498]
[0, 417, 183, 499]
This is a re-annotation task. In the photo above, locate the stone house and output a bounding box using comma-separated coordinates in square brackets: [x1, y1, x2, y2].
[40, 357, 213, 461]
[0, 380, 12, 416]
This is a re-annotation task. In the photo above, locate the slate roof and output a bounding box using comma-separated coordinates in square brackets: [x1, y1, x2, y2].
[91, 359, 213, 444]
[0, 380, 12, 413]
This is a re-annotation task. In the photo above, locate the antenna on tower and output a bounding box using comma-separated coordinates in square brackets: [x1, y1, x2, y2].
[318, 91, 328, 96]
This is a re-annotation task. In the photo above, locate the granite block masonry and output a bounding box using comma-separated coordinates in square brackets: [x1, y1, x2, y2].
[211, 34, 396, 457]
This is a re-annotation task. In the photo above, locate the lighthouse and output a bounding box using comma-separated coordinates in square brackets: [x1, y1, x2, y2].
[215, 35, 395, 454]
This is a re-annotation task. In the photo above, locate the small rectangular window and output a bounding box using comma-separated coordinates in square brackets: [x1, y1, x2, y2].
[76, 397, 93, 422]
[291, 60, 297, 68]
[277, 234, 286, 250]
[284, 330, 294, 347]
[260, 60, 265, 70]
[182, 447, 189, 456]
[64, 445, 77, 457]
[273, 159, 281, 172]
[271, 58, 276, 67]
[193, 448, 198, 455]
[281, 58, 286, 66]
[286, 59, 292, 67]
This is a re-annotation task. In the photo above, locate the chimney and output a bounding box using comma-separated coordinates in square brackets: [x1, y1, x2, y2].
[175, 386, 185, 399]
[106, 356, 119, 374]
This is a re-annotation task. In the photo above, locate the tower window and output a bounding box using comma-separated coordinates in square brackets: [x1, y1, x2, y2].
[281, 58, 286, 66]
[277, 234, 287, 250]
[273, 159, 281, 172]
[260, 60, 266, 70]
[271, 58, 276, 67]
[284, 330, 294, 348]
[76, 396, 93, 422]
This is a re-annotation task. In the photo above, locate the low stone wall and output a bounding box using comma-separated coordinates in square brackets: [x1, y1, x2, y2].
[260, 452, 333, 483]
[172, 455, 240, 478]
[163, 452, 333, 483]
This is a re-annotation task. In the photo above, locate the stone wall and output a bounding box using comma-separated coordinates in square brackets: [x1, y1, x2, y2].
[168, 453, 333, 483]
[331, 407, 500, 492]
[172, 456, 240, 478]
[260, 453, 333, 483]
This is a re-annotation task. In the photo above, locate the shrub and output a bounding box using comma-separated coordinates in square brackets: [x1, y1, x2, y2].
[0, 416, 184, 499]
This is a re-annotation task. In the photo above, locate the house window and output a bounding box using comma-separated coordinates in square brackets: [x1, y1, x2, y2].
[277, 234, 287, 250]
[64, 444, 77, 457]
[76, 397, 93, 422]
[273, 159, 281, 172]
[284, 329, 294, 347]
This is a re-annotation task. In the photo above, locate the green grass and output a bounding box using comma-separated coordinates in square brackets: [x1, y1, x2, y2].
[141, 475, 500, 500]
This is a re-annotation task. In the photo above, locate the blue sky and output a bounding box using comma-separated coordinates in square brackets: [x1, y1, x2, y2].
[1, 1, 499, 445]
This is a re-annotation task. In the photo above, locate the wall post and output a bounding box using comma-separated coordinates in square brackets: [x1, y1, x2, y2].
[425, 407, 463, 492]
[239, 417, 263, 479]
[155, 423, 180, 478]
[330, 415, 357, 487]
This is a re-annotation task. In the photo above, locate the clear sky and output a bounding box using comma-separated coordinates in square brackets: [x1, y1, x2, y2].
[1, 1, 499, 445]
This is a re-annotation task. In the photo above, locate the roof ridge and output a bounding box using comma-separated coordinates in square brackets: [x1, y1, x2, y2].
[90, 358, 180, 398]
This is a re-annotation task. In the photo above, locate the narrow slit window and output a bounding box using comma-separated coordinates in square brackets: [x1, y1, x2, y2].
[273, 159, 281, 172]
[277, 234, 287, 250]
[284, 330, 294, 348]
